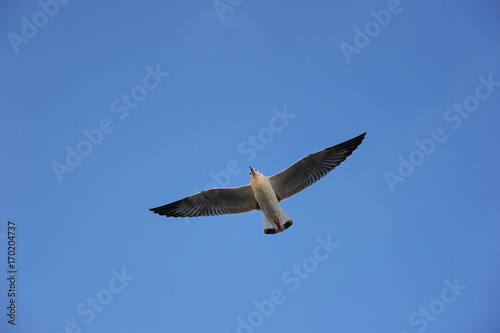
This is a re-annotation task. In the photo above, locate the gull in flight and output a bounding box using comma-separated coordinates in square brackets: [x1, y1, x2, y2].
[150, 133, 366, 234]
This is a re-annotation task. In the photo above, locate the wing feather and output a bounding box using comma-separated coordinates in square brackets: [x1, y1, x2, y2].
[269, 133, 366, 201]
[150, 185, 259, 218]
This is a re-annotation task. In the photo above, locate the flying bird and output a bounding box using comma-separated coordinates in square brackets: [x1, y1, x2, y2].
[150, 132, 366, 234]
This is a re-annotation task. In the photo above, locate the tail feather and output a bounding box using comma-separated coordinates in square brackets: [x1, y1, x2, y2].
[263, 209, 293, 235]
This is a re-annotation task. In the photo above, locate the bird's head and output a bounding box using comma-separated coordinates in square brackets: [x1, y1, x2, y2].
[249, 166, 260, 178]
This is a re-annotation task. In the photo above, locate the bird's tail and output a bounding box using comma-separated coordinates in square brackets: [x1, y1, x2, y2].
[263, 208, 293, 235]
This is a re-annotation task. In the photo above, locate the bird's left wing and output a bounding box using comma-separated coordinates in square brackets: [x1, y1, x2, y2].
[269, 132, 366, 201]
[150, 185, 259, 217]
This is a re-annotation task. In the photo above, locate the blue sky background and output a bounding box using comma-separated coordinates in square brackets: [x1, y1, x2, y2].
[1, 1, 500, 332]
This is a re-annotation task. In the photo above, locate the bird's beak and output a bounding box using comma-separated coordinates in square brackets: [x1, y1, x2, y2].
[249, 166, 254, 174]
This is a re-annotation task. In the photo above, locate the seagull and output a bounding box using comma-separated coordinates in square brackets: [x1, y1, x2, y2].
[150, 132, 366, 234]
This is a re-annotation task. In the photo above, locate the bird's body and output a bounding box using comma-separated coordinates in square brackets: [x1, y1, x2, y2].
[150, 132, 366, 234]
[249, 167, 293, 234]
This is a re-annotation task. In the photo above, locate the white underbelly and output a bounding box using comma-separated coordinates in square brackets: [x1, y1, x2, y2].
[252, 179, 280, 217]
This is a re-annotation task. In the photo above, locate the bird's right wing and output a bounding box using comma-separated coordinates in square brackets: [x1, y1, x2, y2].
[150, 185, 259, 217]
[269, 133, 366, 201]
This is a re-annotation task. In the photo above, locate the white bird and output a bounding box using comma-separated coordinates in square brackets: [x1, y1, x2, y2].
[150, 133, 365, 234]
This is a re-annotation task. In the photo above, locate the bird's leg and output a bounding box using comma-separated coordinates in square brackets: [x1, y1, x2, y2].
[273, 217, 282, 229]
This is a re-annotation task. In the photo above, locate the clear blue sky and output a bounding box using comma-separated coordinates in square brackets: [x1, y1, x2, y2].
[1, 1, 500, 332]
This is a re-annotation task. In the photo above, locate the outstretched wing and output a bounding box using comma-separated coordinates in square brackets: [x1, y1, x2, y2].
[150, 185, 259, 217]
[269, 133, 366, 201]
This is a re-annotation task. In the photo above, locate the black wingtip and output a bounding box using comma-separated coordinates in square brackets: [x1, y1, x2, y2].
[356, 132, 366, 140]
[332, 132, 366, 153]
[149, 203, 176, 217]
[149, 207, 162, 215]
